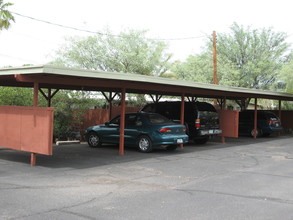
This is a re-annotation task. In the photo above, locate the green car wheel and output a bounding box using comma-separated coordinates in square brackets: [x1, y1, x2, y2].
[137, 136, 153, 153]
[88, 132, 101, 148]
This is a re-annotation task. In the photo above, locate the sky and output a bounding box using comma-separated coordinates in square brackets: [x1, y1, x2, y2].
[1, 0, 293, 67]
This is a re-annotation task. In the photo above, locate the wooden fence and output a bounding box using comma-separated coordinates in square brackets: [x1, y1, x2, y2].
[82, 106, 141, 130]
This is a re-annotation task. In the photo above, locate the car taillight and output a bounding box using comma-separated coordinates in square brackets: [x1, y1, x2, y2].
[195, 119, 201, 128]
[267, 120, 274, 124]
[159, 128, 172, 132]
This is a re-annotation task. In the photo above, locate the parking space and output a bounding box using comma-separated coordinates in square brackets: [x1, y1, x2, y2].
[1, 135, 293, 219]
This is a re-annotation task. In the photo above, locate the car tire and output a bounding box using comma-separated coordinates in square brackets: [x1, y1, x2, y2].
[87, 132, 102, 148]
[194, 136, 209, 144]
[166, 145, 178, 151]
[137, 135, 153, 153]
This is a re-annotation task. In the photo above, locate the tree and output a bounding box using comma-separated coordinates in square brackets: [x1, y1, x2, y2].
[277, 58, 293, 94]
[173, 23, 292, 110]
[0, 87, 33, 106]
[275, 57, 293, 110]
[217, 23, 292, 110]
[52, 28, 172, 76]
[172, 52, 239, 87]
[216, 23, 291, 90]
[172, 53, 212, 83]
[0, 0, 14, 30]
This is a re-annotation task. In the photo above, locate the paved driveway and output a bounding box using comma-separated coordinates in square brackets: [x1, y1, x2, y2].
[1, 135, 293, 220]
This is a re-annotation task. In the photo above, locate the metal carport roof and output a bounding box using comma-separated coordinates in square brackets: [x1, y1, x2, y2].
[0, 65, 293, 101]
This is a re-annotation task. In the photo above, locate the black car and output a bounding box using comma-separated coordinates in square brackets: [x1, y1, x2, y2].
[142, 101, 222, 144]
[239, 110, 283, 137]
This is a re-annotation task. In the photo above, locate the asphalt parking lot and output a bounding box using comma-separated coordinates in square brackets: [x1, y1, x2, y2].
[1, 135, 293, 220]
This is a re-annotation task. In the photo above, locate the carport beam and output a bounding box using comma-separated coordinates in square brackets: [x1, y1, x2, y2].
[102, 92, 119, 120]
[33, 82, 39, 107]
[253, 98, 258, 139]
[221, 97, 226, 144]
[31, 82, 39, 166]
[39, 88, 60, 107]
[278, 100, 282, 120]
[180, 94, 185, 149]
[119, 88, 126, 155]
[278, 100, 282, 136]
[30, 153, 36, 166]
[149, 94, 162, 103]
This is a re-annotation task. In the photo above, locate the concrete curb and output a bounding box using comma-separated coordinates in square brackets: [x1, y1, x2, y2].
[56, 140, 80, 146]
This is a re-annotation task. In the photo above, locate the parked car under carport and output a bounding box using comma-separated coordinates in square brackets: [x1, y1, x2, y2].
[239, 110, 283, 137]
[84, 112, 189, 152]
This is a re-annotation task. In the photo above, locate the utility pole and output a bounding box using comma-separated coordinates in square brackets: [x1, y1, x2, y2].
[213, 31, 218, 85]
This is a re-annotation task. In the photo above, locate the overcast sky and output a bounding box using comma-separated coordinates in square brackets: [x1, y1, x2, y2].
[1, 0, 293, 67]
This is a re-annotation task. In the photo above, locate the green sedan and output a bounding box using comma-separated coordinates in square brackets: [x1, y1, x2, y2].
[84, 112, 189, 152]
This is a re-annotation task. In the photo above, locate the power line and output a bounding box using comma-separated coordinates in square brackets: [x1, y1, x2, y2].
[0, 53, 43, 63]
[156, 35, 205, 41]
[11, 11, 205, 41]
[11, 12, 102, 35]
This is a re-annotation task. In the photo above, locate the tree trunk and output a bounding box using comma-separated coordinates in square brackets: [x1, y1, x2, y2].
[236, 98, 251, 111]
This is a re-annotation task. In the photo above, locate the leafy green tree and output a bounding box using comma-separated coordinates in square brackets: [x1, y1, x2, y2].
[173, 23, 292, 110]
[216, 23, 290, 90]
[52, 28, 172, 76]
[277, 59, 293, 94]
[0, 87, 33, 105]
[172, 53, 212, 83]
[0, 0, 14, 30]
[172, 52, 239, 87]
[275, 58, 293, 109]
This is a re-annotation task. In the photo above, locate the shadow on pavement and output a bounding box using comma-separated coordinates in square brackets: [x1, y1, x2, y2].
[0, 134, 292, 169]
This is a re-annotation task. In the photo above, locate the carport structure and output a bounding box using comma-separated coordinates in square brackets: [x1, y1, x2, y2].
[1, 65, 293, 165]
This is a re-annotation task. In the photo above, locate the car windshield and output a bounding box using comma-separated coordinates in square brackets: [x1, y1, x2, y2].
[147, 114, 171, 124]
[109, 116, 120, 125]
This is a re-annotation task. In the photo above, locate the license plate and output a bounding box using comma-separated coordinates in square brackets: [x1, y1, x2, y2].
[209, 130, 214, 134]
[177, 139, 183, 144]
